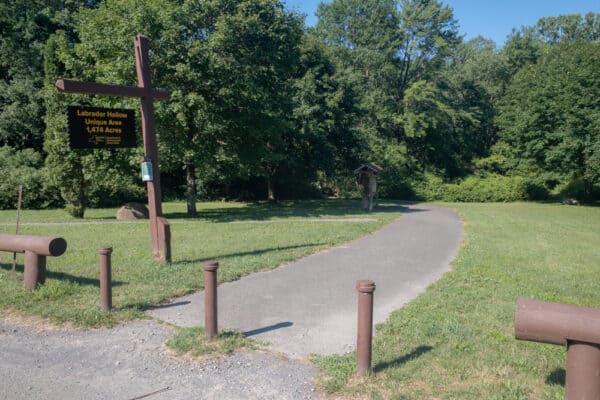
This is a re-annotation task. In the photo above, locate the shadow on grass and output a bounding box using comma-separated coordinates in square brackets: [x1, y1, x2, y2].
[163, 200, 411, 222]
[546, 368, 565, 386]
[47, 270, 128, 287]
[172, 243, 330, 266]
[0, 259, 20, 271]
[0, 263, 128, 287]
[373, 345, 433, 373]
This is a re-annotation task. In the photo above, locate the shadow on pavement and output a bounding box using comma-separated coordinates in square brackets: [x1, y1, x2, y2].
[144, 301, 191, 311]
[244, 321, 294, 337]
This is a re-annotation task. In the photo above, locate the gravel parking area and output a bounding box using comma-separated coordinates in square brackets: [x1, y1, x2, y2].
[0, 316, 322, 400]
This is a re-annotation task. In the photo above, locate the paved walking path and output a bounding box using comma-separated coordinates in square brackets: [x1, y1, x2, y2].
[148, 203, 462, 359]
[0, 202, 462, 399]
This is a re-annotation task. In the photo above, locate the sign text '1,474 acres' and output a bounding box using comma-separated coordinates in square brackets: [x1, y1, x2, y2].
[67, 105, 137, 149]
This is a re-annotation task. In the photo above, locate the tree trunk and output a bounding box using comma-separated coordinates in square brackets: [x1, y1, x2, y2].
[584, 179, 592, 201]
[63, 165, 86, 218]
[185, 163, 197, 217]
[65, 188, 86, 218]
[267, 176, 275, 202]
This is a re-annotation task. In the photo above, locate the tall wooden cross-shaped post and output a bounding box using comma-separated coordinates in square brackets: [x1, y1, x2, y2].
[56, 35, 171, 263]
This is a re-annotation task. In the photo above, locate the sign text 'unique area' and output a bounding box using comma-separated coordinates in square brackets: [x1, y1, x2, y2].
[67, 105, 136, 149]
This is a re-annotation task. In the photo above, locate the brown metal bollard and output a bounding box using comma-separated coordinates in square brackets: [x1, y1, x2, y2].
[356, 279, 376, 376]
[98, 247, 113, 311]
[515, 297, 600, 399]
[23, 251, 46, 289]
[202, 260, 219, 338]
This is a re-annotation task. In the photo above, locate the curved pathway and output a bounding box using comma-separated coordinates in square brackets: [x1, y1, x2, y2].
[148, 203, 462, 359]
[0, 203, 462, 399]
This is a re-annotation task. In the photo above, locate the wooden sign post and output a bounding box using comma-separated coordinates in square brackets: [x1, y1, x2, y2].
[56, 35, 171, 263]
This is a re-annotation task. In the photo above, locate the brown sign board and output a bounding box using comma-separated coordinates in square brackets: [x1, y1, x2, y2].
[67, 105, 136, 149]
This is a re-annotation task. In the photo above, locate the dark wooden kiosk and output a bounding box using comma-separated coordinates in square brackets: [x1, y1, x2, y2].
[515, 297, 600, 399]
[55, 35, 171, 263]
[354, 163, 383, 211]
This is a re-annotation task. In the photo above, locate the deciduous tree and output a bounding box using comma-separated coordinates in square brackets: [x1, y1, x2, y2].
[496, 41, 600, 198]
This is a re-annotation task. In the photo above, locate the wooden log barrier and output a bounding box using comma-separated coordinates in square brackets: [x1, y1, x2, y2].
[0, 234, 67, 289]
[515, 297, 600, 399]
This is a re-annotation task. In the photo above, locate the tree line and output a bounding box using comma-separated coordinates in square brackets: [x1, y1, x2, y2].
[1, 0, 599, 216]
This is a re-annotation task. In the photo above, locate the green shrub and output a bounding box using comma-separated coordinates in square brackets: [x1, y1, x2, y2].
[553, 177, 600, 201]
[0, 146, 61, 209]
[325, 175, 360, 199]
[446, 175, 527, 202]
[411, 172, 446, 201]
[377, 165, 415, 199]
[412, 173, 547, 202]
[521, 176, 550, 200]
[86, 178, 146, 207]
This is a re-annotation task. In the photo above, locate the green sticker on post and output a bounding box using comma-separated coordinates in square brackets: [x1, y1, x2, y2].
[141, 161, 153, 182]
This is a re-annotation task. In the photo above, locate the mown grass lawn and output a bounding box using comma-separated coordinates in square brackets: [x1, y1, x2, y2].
[0, 200, 400, 327]
[315, 202, 600, 399]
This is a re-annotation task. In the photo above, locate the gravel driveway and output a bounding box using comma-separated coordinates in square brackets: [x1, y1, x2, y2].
[0, 316, 322, 400]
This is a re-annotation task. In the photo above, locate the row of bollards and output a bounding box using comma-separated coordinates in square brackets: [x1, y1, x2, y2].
[95, 249, 221, 340]
[199, 263, 377, 376]
[202, 262, 376, 375]
[96, 248, 376, 376]
[94, 249, 220, 332]
[94, 248, 221, 337]
[94, 249, 600, 393]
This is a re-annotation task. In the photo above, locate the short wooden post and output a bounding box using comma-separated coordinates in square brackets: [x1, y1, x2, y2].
[566, 340, 600, 399]
[515, 297, 600, 399]
[203, 260, 219, 338]
[356, 279, 376, 376]
[98, 247, 113, 311]
[23, 251, 46, 290]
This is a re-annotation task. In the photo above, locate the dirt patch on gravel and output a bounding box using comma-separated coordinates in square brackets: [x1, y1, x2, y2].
[0, 309, 72, 332]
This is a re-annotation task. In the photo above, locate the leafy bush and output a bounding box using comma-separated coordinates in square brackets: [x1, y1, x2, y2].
[443, 175, 528, 202]
[412, 173, 548, 202]
[411, 172, 447, 201]
[0, 146, 61, 209]
[551, 177, 600, 202]
[521, 176, 550, 201]
[377, 165, 415, 199]
[368, 137, 416, 199]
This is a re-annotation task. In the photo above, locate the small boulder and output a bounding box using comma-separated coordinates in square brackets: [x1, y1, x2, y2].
[561, 198, 579, 206]
[116, 202, 149, 220]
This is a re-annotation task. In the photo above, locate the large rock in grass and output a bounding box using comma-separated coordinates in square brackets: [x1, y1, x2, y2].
[561, 198, 580, 206]
[116, 202, 149, 220]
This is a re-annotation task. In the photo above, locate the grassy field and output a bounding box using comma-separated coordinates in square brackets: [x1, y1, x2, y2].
[3, 200, 599, 398]
[0, 200, 401, 327]
[315, 202, 600, 399]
